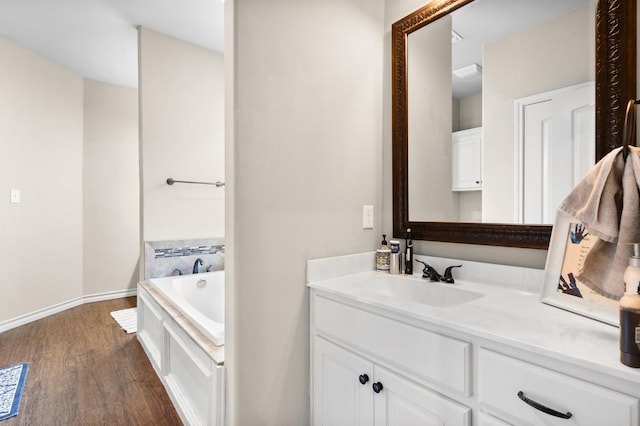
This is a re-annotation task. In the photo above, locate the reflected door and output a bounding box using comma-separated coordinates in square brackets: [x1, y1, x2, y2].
[517, 82, 595, 224]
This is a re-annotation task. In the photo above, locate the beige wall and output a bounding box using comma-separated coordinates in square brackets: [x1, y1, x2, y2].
[0, 37, 84, 322]
[408, 15, 458, 221]
[483, 4, 595, 223]
[138, 27, 225, 243]
[0, 37, 140, 326]
[83, 79, 140, 295]
[458, 94, 482, 130]
[227, 0, 385, 423]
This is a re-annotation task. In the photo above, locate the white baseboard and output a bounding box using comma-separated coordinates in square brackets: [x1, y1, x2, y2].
[0, 288, 137, 334]
[83, 288, 137, 304]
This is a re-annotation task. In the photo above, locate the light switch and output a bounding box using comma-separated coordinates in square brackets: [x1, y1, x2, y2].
[363, 205, 374, 229]
[10, 189, 20, 204]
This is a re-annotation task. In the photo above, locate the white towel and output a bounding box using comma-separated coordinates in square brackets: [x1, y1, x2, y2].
[110, 308, 137, 333]
[559, 146, 640, 299]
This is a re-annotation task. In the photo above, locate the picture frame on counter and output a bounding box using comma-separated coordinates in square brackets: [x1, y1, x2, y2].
[541, 210, 618, 327]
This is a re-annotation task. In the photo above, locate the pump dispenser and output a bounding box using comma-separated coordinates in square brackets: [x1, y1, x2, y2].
[376, 234, 391, 272]
[620, 243, 640, 368]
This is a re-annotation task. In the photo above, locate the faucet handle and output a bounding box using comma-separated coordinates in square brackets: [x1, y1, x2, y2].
[415, 259, 430, 277]
[441, 265, 462, 283]
[415, 260, 439, 281]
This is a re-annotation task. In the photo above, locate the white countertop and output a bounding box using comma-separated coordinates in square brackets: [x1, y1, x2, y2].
[307, 265, 640, 385]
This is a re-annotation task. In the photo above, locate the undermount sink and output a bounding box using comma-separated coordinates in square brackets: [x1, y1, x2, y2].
[352, 275, 483, 307]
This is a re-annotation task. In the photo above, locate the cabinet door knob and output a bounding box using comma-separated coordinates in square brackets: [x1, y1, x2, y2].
[517, 391, 572, 419]
[358, 374, 369, 385]
[372, 382, 383, 393]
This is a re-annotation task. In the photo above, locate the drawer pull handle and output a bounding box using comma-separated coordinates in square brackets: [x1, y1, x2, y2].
[372, 382, 383, 393]
[358, 374, 369, 385]
[517, 391, 572, 419]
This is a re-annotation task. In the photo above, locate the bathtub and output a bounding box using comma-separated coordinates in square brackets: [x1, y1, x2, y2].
[150, 271, 225, 346]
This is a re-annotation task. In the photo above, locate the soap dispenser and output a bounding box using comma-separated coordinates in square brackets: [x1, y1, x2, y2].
[620, 243, 640, 368]
[376, 234, 391, 272]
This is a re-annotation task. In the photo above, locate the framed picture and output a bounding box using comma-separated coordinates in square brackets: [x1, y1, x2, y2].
[541, 210, 619, 327]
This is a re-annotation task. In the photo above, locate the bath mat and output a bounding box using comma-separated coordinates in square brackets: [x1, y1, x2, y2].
[110, 308, 138, 334]
[0, 363, 29, 421]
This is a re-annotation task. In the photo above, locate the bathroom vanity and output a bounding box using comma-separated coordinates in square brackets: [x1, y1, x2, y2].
[308, 253, 640, 425]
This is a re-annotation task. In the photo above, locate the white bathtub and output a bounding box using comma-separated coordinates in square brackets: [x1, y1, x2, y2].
[150, 271, 225, 346]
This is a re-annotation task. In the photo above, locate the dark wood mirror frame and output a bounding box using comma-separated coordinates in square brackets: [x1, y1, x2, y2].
[392, 0, 636, 249]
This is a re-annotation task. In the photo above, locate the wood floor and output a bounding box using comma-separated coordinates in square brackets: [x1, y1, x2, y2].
[0, 297, 182, 425]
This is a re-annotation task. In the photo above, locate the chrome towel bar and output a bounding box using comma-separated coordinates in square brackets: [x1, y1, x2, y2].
[166, 178, 225, 187]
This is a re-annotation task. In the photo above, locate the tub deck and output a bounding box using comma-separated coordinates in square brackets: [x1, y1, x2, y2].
[139, 281, 224, 365]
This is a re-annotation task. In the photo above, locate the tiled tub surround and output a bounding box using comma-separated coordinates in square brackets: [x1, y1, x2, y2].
[137, 278, 225, 426]
[144, 238, 225, 279]
[308, 252, 640, 425]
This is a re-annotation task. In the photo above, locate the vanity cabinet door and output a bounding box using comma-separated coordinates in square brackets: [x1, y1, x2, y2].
[313, 337, 374, 426]
[452, 127, 482, 191]
[373, 365, 471, 426]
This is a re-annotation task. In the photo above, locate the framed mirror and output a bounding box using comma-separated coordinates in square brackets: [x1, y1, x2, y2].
[392, 0, 636, 249]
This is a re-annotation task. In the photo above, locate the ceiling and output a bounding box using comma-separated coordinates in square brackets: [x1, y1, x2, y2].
[0, 0, 224, 88]
[0, 0, 591, 92]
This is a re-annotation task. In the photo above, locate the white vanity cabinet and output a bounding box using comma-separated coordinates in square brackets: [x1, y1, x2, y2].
[311, 293, 471, 425]
[310, 287, 639, 426]
[452, 127, 482, 191]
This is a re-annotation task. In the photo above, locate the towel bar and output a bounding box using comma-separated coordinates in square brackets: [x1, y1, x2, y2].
[166, 178, 225, 187]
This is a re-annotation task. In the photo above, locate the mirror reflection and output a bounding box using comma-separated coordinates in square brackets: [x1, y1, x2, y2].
[407, 0, 595, 225]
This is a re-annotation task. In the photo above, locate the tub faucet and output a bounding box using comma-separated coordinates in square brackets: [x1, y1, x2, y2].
[193, 258, 204, 274]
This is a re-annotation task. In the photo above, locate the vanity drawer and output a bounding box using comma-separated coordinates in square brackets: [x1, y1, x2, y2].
[478, 349, 639, 426]
[313, 293, 471, 395]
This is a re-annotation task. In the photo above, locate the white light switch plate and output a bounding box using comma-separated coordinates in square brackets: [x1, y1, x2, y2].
[363, 205, 374, 229]
[10, 189, 20, 204]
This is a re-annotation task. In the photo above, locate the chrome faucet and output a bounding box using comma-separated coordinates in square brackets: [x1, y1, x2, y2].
[193, 258, 204, 274]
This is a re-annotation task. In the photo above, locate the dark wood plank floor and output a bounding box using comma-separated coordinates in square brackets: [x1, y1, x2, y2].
[0, 297, 182, 425]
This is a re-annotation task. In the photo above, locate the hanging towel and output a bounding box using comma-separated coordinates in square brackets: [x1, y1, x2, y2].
[559, 146, 640, 299]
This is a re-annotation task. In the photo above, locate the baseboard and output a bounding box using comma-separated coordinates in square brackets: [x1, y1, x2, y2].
[83, 288, 137, 304]
[0, 288, 137, 334]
